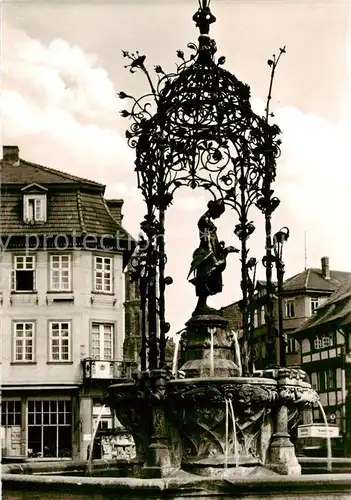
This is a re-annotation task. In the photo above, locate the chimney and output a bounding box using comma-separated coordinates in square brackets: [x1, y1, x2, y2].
[3, 146, 19, 163]
[321, 256, 330, 279]
[106, 199, 124, 225]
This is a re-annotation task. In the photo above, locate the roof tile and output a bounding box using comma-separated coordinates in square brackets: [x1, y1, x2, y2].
[0, 159, 103, 187]
[0, 156, 134, 245]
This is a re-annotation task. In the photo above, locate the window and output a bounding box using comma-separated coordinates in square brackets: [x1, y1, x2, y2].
[314, 334, 333, 350]
[311, 298, 319, 315]
[1, 401, 22, 458]
[50, 255, 71, 291]
[23, 195, 46, 223]
[313, 408, 320, 422]
[13, 322, 35, 362]
[311, 372, 318, 390]
[94, 256, 112, 293]
[336, 368, 342, 389]
[1, 401, 21, 426]
[301, 338, 310, 353]
[93, 402, 114, 431]
[323, 335, 332, 348]
[314, 337, 322, 350]
[253, 310, 258, 327]
[319, 371, 327, 392]
[327, 369, 336, 391]
[27, 400, 71, 458]
[286, 337, 298, 354]
[91, 323, 114, 360]
[285, 299, 295, 318]
[259, 306, 265, 325]
[12, 256, 36, 292]
[49, 322, 71, 362]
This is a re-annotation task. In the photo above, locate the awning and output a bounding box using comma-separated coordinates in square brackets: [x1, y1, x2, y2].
[1, 385, 80, 391]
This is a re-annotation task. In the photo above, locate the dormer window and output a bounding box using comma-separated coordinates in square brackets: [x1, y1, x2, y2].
[24, 195, 46, 223]
[21, 183, 47, 224]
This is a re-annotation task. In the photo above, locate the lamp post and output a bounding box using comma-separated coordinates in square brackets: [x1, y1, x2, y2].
[273, 227, 289, 367]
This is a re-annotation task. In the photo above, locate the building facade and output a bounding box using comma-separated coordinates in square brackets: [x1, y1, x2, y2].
[221, 258, 350, 371]
[0, 146, 135, 461]
[294, 281, 351, 452]
[123, 267, 142, 364]
[248, 258, 350, 369]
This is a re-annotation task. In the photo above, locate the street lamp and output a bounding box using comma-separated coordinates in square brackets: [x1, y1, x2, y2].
[273, 226, 290, 367]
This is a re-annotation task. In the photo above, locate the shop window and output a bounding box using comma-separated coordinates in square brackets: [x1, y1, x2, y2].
[27, 400, 71, 458]
[1, 401, 21, 426]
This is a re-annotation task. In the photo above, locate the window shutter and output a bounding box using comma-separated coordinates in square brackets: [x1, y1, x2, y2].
[23, 198, 29, 223]
[11, 270, 16, 291]
[34, 199, 41, 221]
[93, 256, 97, 291]
[33, 269, 37, 291]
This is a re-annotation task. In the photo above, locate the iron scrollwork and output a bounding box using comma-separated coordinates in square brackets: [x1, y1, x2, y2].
[120, 1, 284, 372]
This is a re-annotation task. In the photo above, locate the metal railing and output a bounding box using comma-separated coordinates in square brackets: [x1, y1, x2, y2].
[82, 358, 138, 380]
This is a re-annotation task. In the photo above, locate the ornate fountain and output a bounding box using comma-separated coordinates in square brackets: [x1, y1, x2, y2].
[108, 0, 319, 480]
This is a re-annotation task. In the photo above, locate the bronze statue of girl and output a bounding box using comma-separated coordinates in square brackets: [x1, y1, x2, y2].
[187, 199, 239, 314]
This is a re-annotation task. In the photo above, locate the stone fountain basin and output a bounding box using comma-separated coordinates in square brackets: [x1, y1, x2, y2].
[164, 377, 278, 471]
[3, 470, 351, 499]
[167, 376, 277, 391]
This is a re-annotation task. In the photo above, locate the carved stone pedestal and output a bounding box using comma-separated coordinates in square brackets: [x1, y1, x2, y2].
[180, 312, 240, 378]
[268, 405, 301, 475]
[140, 370, 181, 478]
[266, 368, 318, 476]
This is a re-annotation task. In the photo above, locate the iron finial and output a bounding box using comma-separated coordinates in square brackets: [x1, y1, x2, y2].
[193, 0, 216, 35]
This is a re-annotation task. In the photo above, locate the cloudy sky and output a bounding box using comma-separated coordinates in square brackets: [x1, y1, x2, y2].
[2, 0, 351, 334]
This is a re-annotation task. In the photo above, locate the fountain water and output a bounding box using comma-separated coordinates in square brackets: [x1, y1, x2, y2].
[228, 399, 239, 468]
[224, 399, 229, 469]
[86, 404, 106, 476]
[231, 331, 242, 377]
[209, 327, 216, 377]
[317, 400, 332, 472]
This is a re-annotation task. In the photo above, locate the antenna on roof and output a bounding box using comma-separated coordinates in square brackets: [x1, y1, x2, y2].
[304, 231, 307, 270]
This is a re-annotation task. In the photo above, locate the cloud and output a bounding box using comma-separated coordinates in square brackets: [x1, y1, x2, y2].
[4, 26, 120, 120]
[2, 24, 134, 184]
[251, 95, 351, 228]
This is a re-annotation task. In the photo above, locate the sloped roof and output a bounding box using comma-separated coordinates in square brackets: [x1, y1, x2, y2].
[0, 188, 133, 241]
[0, 158, 104, 188]
[294, 279, 351, 336]
[283, 267, 351, 293]
[0, 156, 134, 244]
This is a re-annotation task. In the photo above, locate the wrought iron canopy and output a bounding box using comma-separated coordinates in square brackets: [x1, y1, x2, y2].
[120, 0, 285, 372]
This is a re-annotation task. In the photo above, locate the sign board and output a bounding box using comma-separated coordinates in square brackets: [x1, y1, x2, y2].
[297, 424, 339, 439]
